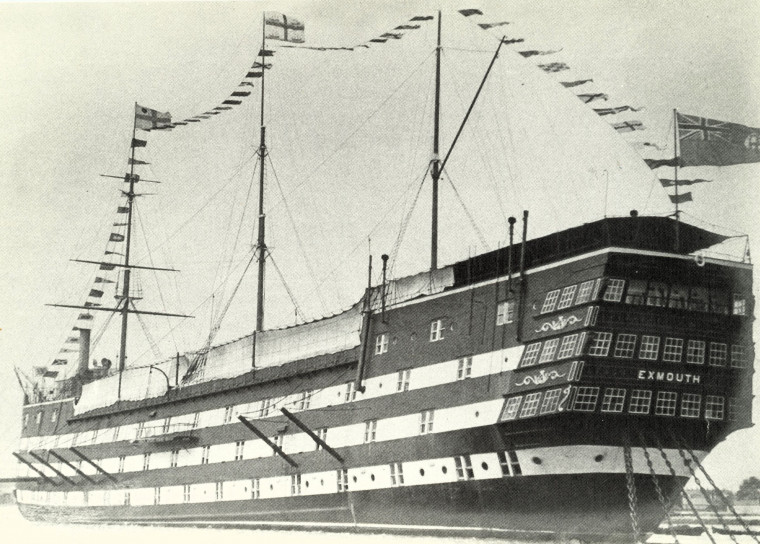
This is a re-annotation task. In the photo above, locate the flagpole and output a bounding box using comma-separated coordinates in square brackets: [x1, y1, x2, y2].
[673, 108, 680, 252]
[255, 14, 268, 332]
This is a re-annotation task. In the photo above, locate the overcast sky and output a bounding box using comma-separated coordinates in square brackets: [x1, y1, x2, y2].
[1, 0, 759, 489]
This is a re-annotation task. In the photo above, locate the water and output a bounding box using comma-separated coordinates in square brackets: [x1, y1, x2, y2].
[1, 505, 755, 544]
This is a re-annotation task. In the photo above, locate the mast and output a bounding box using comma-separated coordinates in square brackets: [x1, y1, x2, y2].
[673, 108, 680, 252]
[430, 10, 442, 270]
[117, 106, 139, 397]
[256, 16, 268, 332]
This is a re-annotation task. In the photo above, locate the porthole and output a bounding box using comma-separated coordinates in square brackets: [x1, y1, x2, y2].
[594, 454, 604, 463]
[442, 466, 447, 474]
[320, 479, 324, 486]
[532, 456, 542, 465]
[269, 484, 274, 490]
[419, 468, 425, 476]
[481, 462, 488, 470]
[352, 476, 358, 483]
[475, 411, 480, 418]
[370, 474, 375, 481]
[305, 481, 310, 488]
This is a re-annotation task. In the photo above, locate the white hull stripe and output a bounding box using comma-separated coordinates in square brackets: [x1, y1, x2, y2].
[17, 445, 704, 507]
[19, 344, 523, 453]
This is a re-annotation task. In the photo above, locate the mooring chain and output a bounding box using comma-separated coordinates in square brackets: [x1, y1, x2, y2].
[655, 440, 717, 544]
[673, 441, 740, 544]
[638, 433, 680, 544]
[675, 438, 760, 544]
[622, 441, 643, 543]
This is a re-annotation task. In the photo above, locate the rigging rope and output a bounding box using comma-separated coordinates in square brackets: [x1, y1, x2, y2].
[267, 154, 327, 317]
[389, 169, 428, 276]
[442, 167, 490, 251]
[266, 249, 305, 325]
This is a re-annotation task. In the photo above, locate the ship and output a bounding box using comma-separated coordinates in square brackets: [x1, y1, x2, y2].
[11, 8, 755, 542]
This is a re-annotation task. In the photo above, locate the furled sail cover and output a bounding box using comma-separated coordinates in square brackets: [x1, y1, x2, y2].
[254, 303, 362, 368]
[181, 303, 363, 385]
[75, 355, 190, 414]
[370, 266, 454, 309]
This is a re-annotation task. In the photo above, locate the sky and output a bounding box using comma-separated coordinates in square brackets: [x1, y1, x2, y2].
[0, 0, 759, 490]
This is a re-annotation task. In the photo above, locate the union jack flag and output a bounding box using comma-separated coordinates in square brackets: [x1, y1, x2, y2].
[677, 113, 731, 142]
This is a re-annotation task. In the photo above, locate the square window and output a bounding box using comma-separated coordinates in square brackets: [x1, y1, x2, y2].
[686, 340, 706, 365]
[705, 396, 725, 420]
[496, 301, 515, 325]
[374, 333, 388, 355]
[557, 285, 578, 310]
[235, 440, 245, 461]
[142, 453, 151, 471]
[344, 381, 356, 402]
[501, 396, 523, 420]
[655, 391, 678, 416]
[390, 462, 405, 487]
[457, 357, 473, 380]
[183, 484, 191, 503]
[252, 478, 261, 499]
[541, 290, 561, 313]
[602, 279, 625, 302]
[396, 369, 411, 392]
[588, 332, 613, 357]
[297, 390, 312, 410]
[170, 449, 179, 468]
[681, 394, 701, 418]
[613, 334, 637, 358]
[557, 334, 579, 360]
[731, 345, 748, 368]
[662, 338, 684, 363]
[573, 387, 600, 412]
[629, 390, 652, 414]
[201, 445, 210, 465]
[538, 338, 559, 363]
[601, 388, 626, 413]
[364, 420, 377, 443]
[223, 406, 233, 424]
[519, 392, 542, 418]
[290, 474, 301, 496]
[430, 319, 444, 342]
[520, 342, 542, 367]
[216, 481, 225, 500]
[733, 295, 747, 316]
[260, 398, 272, 417]
[454, 455, 474, 481]
[336, 469, 348, 493]
[639, 336, 660, 361]
[575, 280, 595, 305]
[709, 343, 727, 366]
[419, 410, 434, 434]
[540, 389, 562, 414]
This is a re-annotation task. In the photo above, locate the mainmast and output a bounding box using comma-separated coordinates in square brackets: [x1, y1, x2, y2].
[255, 16, 268, 332]
[430, 10, 442, 271]
[672, 108, 681, 252]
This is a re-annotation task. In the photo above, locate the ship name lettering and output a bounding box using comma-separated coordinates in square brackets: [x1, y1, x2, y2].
[637, 369, 701, 384]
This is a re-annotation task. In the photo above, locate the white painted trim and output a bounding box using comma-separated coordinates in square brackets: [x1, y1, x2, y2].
[17, 445, 706, 508]
[20, 345, 523, 452]
[22, 397, 75, 409]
